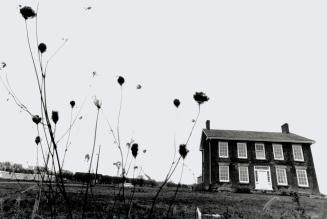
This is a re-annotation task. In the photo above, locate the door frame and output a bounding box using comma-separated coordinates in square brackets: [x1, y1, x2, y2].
[254, 165, 273, 191]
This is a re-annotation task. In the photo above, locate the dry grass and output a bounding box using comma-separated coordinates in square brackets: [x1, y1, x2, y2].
[0, 181, 325, 218]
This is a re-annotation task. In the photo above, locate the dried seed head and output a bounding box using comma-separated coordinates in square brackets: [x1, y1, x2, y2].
[38, 43, 47, 54]
[35, 136, 41, 145]
[173, 99, 180, 108]
[20, 6, 36, 20]
[70, 100, 75, 108]
[85, 154, 90, 162]
[117, 76, 125, 86]
[51, 111, 59, 124]
[179, 144, 189, 159]
[32, 115, 41, 125]
[193, 92, 209, 105]
[93, 97, 102, 109]
[113, 161, 121, 168]
[131, 143, 139, 158]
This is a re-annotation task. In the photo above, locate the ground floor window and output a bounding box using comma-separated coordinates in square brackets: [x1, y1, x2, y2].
[276, 167, 288, 185]
[238, 166, 249, 183]
[296, 169, 309, 187]
[219, 165, 229, 182]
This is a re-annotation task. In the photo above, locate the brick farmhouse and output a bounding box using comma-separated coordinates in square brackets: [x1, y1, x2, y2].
[200, 121, 320, 195]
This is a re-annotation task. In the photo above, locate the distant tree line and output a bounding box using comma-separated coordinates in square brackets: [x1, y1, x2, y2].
[0, 162, 193, 188]
[71, 172, 159, 187]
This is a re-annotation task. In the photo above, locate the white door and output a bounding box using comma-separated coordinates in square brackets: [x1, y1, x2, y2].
[254, 166, 272, 190]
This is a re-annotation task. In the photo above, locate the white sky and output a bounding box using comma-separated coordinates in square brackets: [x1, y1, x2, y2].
[0, 1, 326, 194]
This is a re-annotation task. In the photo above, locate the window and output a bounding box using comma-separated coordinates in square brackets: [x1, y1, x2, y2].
[219, 165, 229, 182]
[237, 143, 247, 159]
[255, 143, 265, 159]
[292, 145, 304, 161]
[219, 142, 228, 158]
[267, 172, 271, 183]
[276, 167, 288, 185]
[238, 166, 249, 183]
[296, 169, 309, 187]
[273, 144, 284, 160]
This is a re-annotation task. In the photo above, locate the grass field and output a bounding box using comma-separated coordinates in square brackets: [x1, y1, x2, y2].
[0, 181, 326, 218]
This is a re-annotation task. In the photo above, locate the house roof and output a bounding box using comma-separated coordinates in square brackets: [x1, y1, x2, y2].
[202, 129, 315, 145]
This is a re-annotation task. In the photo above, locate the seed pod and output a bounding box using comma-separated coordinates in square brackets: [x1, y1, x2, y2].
[93, 97, 102, 109]
[20, 6, 37, 20]
[38, 43, 47, 54]
[179, 144, 189, 159]
[117, 76, 125, 86]
[32, 115, 41, 125]
[131, 143, 139, 158]
[51, 111, 59, 124]
[70, 100, 75, 108]
[173, 99, 180, 108]
[193, 92, 209, 105]
[35, 136, 41, 145]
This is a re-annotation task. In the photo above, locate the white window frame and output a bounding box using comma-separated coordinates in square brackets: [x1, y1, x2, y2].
[275, 167, 288, 186]
[296, 169, 309, 187]
[292, 144, 304, 161]
[218, 142, 229, 158]
[219, 165, 229, 182]
[238, 166, 249, 183]
[237, 143, 247, 159]
[273, 144, 284, 160]
[255, 143, 266, 160]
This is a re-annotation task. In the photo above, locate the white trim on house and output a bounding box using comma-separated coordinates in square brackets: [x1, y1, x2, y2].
[238, 166, 249, 183]
[254, 166, 272, 190]
[219, 165, 229, 182]
[255, 143, 266, 160]
[292, 144, 304, 161]
[273, 144, 284, 160]
[276, 166, 288, 186]
[296, 168, 309, 187]
[237, 142, 247, 159]
[218, 141, 228, 158]
[209, 140, 212, 184]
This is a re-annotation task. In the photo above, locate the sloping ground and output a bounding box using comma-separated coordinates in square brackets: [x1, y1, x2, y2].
[121, 187, 326, 218]
[0, 182, 326, 218]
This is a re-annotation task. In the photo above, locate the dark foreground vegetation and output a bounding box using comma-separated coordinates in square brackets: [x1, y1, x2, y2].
[0, 181, 326, 218]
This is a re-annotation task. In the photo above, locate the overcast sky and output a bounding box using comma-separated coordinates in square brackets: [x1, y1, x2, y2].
[0, 0, 326, 194]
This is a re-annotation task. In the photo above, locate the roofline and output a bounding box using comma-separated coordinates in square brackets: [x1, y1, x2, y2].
[202, 129, 315, 144]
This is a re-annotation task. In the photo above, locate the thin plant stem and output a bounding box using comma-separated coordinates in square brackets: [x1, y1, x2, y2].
[56, 96, 87, 144]
[94, 144, 101, 186]
[116, 86, 127, 211]
[25, 18, 72, 218]
[82, 108, 100, 218]
[166, 160, 185, 218]
[148, 104, 201, 218]
[61, 108, 73, 168]
[24, 21, 42, 97]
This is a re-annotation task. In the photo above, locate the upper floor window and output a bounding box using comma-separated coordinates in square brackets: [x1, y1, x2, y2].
[276, 167, 288, 186]
[296, 169, 309, 187]
[219, 165, 229, 182]
[237, 143, 247, 159]
[238, 166, 249, 183]
[255, 143, 265, 159]
[273, 144, 284, 160]
[219, 142, 228, 158]
[292, 145, 304, 161]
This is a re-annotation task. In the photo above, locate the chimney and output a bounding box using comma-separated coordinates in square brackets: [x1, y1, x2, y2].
[281, 123, 289, 134]
[206, 120, 210, 130]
